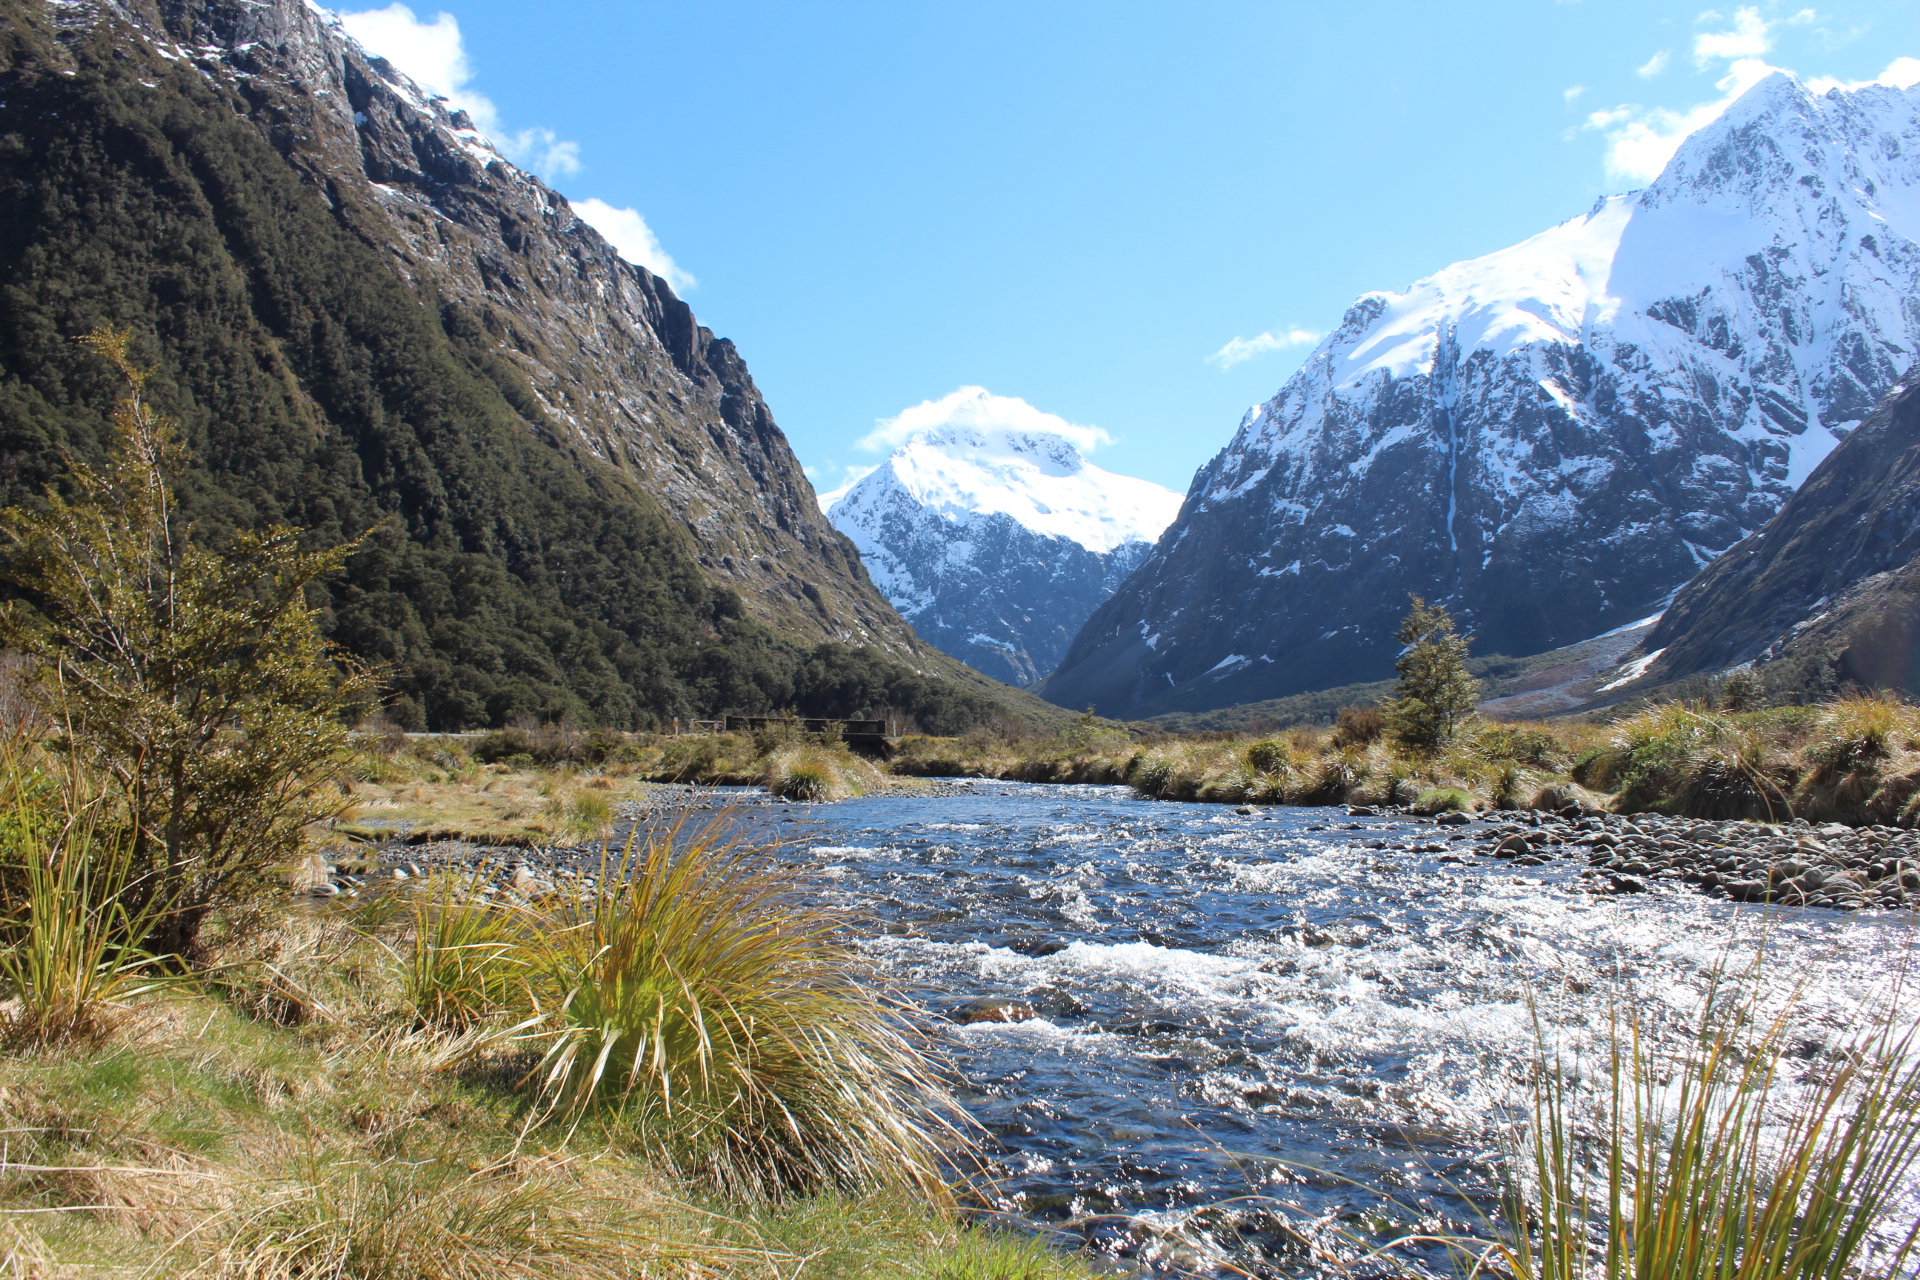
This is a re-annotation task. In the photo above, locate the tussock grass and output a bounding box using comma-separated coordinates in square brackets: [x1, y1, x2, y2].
[0, 757, 174, 1046]
[1483, 959, 1920, 1280]
[0, 912, 1096, 1278]
[524, 817, 958, 1199]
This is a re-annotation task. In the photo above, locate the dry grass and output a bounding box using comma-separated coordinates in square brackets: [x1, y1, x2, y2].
[1480, 956, 1920, 1280]
[0, 909, 1097, 1279]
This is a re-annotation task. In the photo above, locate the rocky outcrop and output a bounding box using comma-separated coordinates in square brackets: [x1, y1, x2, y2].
[101, 0, 908, 650]
[1045, 73, 1920, 718]
[828, 426, 1179, 685]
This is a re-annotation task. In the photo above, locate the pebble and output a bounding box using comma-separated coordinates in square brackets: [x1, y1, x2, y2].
[1437, 810, 1920, 913]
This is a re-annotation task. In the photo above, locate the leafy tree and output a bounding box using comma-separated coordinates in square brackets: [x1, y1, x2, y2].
[1385, 595, 1480, 752]
[0, 330, 378, 958]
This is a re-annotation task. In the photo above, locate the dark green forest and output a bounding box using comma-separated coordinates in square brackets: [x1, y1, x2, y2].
[0, 8, 994, 733]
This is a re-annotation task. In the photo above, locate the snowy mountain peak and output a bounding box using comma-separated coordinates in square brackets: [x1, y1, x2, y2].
[825, 420, 1183, 686]
[833, 427, 1180, 555]
[1044, 72, 1920, 718]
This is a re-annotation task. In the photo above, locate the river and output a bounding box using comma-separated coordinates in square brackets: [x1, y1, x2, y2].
[723, 781, 1918, 1277]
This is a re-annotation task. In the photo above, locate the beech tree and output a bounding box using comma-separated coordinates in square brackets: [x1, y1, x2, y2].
[0, 329, 378, 958]
[1385, 595, 1479, 752]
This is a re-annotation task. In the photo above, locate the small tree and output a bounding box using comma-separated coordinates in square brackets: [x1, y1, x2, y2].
[1385, 595, 1479, 753]
[0, 328, 377, 958]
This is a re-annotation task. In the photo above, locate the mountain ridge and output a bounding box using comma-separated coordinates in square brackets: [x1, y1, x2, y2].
[0, 0, 1046, 731]
[829, 425, 1179, 686]
[1044, 71, 1920, 719]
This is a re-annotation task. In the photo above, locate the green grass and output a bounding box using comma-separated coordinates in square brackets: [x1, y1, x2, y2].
[521, 816, 957, 1199]
[0, 912, 1102, 1279]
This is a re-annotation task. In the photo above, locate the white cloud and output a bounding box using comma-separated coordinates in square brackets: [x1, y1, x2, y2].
[338, 4, 580, 181]
[1636, 49, 1671, 78]
[1786, 9, 1819, 24]
[1807, 56, 1920, 93]
[1587, 57, 1782, 181]
[1693, 6, 1771, 63]
[1206, 327, 1321, 370]
[571, 198, 695, 290]
[1564, 83, 1589, 103]
[339, 3, 470, 98]
[856, 387, 1111, 454]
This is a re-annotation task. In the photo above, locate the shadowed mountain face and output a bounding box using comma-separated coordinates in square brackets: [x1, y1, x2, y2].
[1636, 361, 1920, 694]
[1044, 74, 1920, 719]
[0, 0, 1011, 731]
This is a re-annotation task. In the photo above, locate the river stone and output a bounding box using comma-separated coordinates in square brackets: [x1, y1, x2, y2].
[1609, 874, 1649, 894]
[1491, 835, 1531, 858]
[1347, 805, 1379, 817]
[1436, 811, 1473, 827]
[955, 997, 1038, 1025]
[310, 881, 341, 897]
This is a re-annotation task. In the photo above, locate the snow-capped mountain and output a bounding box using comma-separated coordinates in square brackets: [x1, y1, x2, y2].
[1045, 72, 1920, 718]
[829, 426, 1182, 686]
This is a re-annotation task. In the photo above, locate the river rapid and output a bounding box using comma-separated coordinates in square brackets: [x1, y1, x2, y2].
[723, 781, 1920, 1278]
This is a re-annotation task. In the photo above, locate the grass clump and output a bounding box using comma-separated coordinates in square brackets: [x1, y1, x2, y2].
[763, 745, 878, 802]
[1412, 786, 1476, 815]
[0, 761, 174, 1045]
[1483, 961, 1920, 1280]
[526, 818, 955, 1199]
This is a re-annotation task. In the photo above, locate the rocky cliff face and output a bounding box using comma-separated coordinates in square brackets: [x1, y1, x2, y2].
[1045, 73, 1920, 718]
[105, 0, 907, 651]
[1624, 360, 1920, 695]
[828, 427, 1180, 686]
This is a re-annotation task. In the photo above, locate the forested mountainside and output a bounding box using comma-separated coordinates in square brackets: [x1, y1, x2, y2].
[1623, 360, 1920, 699]
[0, 0, 1015, 732]
[828, 425, 1179, 686]
[1045, 72, 1920, 719]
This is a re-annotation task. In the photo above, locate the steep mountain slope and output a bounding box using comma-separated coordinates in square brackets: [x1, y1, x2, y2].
[1620, 360, 1920, 696]
[0, 0, 1012, 731]
[828, 426, 1180, 685]
[1045, 73, 1920, 719]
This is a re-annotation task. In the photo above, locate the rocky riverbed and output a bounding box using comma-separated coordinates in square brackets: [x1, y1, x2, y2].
[1337, 805, 1920, 911]
[304, 789, 1920, 915]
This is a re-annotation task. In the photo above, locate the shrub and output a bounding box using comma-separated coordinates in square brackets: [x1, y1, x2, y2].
[1245, 738, 1290, 775]
[526, 820, 956, 1198]
[1385, 596, 1480, 752]
[0, 331, 376, 958]
[1330, 704, 1385, 749]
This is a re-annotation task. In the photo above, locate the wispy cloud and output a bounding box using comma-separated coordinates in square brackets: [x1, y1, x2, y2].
[1206, 327, 1321, 370]
[571, 198, 695, 291]
[856, 387, 1111, 454]
[338, 4, 580, 180]
[1692, 5, 1772, 63]
[1806, 56, 1920, 93]
[1564, 83, 1589, 103]
[1636, 49, 1671, 78]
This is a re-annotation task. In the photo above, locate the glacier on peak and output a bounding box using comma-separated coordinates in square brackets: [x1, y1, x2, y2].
[828, 425, 1181, 686]
[1045, 71, 1920, 719]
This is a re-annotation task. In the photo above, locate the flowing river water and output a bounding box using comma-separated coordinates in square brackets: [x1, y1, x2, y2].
[704, 781, 1920, 1276]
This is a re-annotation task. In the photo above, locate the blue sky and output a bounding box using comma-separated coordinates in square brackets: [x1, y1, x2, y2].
[336, 0, 1917, 499]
